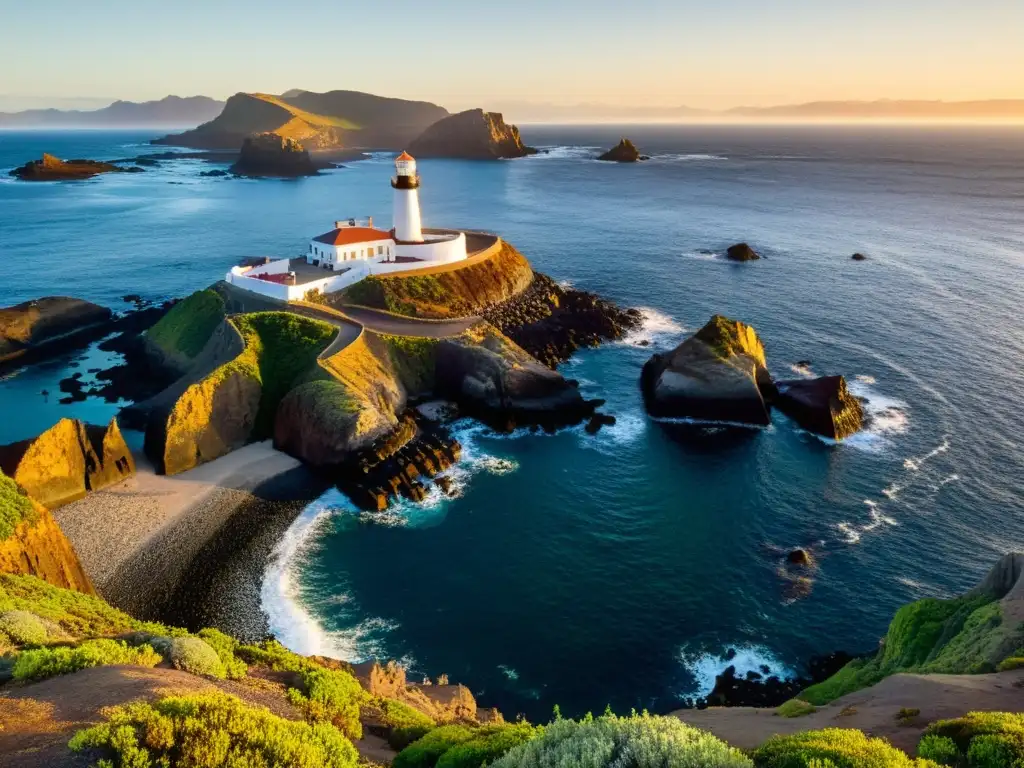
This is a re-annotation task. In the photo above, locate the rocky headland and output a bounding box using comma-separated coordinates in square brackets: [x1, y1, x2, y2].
[597, 138, 647, 162]
[229, 133, 323, 177]
[408, 109, 537, 159]
[9, 153, 143, 181]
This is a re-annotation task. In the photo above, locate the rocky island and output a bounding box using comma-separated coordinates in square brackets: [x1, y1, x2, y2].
[597, 138, 647, 162]
[9, 153, 143, 181]
[407, 109, 537, 159]
[229, 132, 322, 177]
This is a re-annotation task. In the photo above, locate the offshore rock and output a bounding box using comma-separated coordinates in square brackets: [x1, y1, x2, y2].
[9, 153, 142, 181]
[0, 297, 112, 365]
[598, 138, 645, 162]
[775, 376, 865, 440]
[726, 243, 760, 261]
[229, 132, 320, 177]
[641, 315, 772, 425]
[408, 109, 537, 159]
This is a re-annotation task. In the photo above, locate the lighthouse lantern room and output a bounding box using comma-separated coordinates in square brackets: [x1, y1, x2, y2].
[391, 150, 423, 242]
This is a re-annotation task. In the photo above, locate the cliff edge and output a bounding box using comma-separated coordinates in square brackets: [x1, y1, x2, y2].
[408, 109, 537, 159]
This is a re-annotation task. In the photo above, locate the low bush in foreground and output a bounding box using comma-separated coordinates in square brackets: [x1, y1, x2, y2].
[393, 725, 477, 768]
[752, 728, 940, 767]
[919, 711, 1024, 766]
[0, 469, 38, 541]
[12, 638, 161, 681]
[490, 712, 751, 768]
[168, 635, 226, 679]
[435, 722, 541, 768]
[69, 691, 359, 768]
[373, 697, 436, 749]
[238, 640, 366, 739]
[777, 699, 817, 718]
[197, 627, 248, 679]
[0, 609, 48, 645]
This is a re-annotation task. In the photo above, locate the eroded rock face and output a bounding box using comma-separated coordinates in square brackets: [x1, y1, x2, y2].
[0, 496, 95, 594]
[775, 376, 865, 439]
[726, 243, 760, 261]
[641, 315, 772, 425]
[598, 138, 643, 162]
[229, 132, 319, 177]
[436, 327, 595, 430]
[408, 109, 537, 159]
[0, 297, 112, 364]
[9, 153, 142, 181]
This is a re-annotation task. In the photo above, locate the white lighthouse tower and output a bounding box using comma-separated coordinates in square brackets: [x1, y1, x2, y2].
[392, 151, 423, 242]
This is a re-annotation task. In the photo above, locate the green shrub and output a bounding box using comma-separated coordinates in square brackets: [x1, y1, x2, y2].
[918, 735, 960, 766]
[146, 289, 225, 359]
[68, 691, 359, 768]
[168, 636, 226, 678]
[238, 640, 366, 740]
[0, 609, 48, 645]
[0, 470, 38, 541]
[921, 712, 1024, 765]
[436, 722, 540, 768]
[967, 735, 1018, 768]
[752, 728, 937, 767]
[376, 698, 436, 749]
[998, 648, 1024, 671]
[197, 627, 247, 679]
[12, 638, 161, 681]
[491, 712, 751, 768]
[777, 699, 817, 718]
[393, 725, 477, 768]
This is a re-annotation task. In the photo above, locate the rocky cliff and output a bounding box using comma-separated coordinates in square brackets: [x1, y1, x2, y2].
[9, 153, 142, 181]
[229, 133, 321, 177]
[155, 90, 448, 150]
[0, 418, 136, 510]
[408, 109, 537, 159]
[775, 376, 864, 440]
[597, 138, 644, 162]
[0, 297, 112, 364]
[641, 315, 773, 424]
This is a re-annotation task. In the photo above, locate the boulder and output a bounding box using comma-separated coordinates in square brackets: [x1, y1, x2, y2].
[775, 375, 864, 440]
[0, 297, 113, 364]
[9, 153, 136, 181]
[229, 132, 319, 177]
[726, 243, 760, 261]
[786, 548, 814, 567]
[436, 327, 594, 430]
[851, 252, 868, 261]
[597, 138, 644, 162]
[408, 109, 537, 159]
[641, 315, 772, 425]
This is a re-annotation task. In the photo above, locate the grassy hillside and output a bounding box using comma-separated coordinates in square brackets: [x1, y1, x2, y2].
[0, 469, 37, 541]
[338, 241, 533, 318]
[146, 289, 225, 363]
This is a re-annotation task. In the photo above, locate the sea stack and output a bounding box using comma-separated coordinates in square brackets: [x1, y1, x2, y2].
[774, 376, 865, 440]
[726, 243, 760, 261]
[230, 132, 320, 177]
[597, 138, 644, 162]
[408, 109, 537, 159]
[640, 315, 773, 425]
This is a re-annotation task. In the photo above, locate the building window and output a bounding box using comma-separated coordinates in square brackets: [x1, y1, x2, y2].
[377, 245, 383, 255]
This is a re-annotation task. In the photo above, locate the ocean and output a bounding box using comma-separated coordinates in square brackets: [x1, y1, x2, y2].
[1, 124, 1022, 720]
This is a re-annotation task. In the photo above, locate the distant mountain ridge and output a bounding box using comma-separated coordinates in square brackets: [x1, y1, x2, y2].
[154, 90, 449, 150]
[0, 95, 224, 128]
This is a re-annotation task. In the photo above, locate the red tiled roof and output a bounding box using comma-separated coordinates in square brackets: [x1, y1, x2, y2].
[396, 151, 415, 162]
[313, 227, 394, 246]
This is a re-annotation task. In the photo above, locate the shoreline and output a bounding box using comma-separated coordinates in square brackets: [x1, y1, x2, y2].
[53, 440, 318, 623]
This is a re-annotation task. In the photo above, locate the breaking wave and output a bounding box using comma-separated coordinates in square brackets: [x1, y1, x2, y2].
[620, 307, 685, 348]
[903, 435, 951, 471]
[841, 378, 910, 452]
[677, 644, 795, 698]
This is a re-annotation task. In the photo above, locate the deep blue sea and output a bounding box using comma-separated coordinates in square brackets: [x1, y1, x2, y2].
[1, 126, 1023, 720]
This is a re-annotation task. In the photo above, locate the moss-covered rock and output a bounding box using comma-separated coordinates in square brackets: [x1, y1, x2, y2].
[144, 288, 226, 374]
[641, 315, 773, 424]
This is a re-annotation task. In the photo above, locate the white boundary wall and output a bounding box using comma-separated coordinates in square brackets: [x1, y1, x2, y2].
[395, 232, 467, 263]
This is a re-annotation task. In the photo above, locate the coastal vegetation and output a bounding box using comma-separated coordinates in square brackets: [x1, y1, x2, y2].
[0, 469, 37, 540]
[12, 638, 163, 681]
[919, 712, 1024, 766]
[751, 728, 940, 767]
[146, 288, 225, 362]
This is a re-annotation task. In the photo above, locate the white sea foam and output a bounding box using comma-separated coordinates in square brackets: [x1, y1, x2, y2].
[903, 435, 951, 471]
[579, 410, 648, 454]
[498, 664, 520, 681]
[680, 250, 721, 262]
[620, 307, 685, 348]
[841, 378, 910, 452]
[930, 473, 960, 491]
[834, 499, 897, 546]
[529, 145, 601, 160]
[652, 153, 728, 163]
[677, 644, 795, 698]
[787, 363, 816, 379]
[855, 375, 877, 385]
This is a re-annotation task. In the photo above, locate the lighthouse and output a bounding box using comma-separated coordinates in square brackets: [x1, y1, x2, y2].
[391, 151, 423, 242]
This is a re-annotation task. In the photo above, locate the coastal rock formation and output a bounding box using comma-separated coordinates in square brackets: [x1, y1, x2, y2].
[0, 297, 112, 365]
[0, 475, 95, 594]
[597, 138, 645, 162]
[408, 109, 537, 159]
[641, 315, 772, 424]
[726, 243, 760, 261]
[775, 376, 865, 439]
[155, 89, 448, 150]
[9, 153, 143, 181]
[851, 252, 868, 261]
[436, 326, 595, 430]
[229, 133, 320, 177]
[0, 418, 136, 509]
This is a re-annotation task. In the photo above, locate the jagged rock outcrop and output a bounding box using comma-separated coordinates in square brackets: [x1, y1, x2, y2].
[0, 418, 135, 510]
[408, 109, 537, 159]
[436, 326, 595, 430]
[726, 243, 760, 261]
[775, 376, 865, 439]
[641, 315, 772, 424]
[1, 297, 112, 364]
[0, 489, 95, 594]
[598, 138, 645, 162]
[229, 133, 320, 177]
[9, 153, 142, 181]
